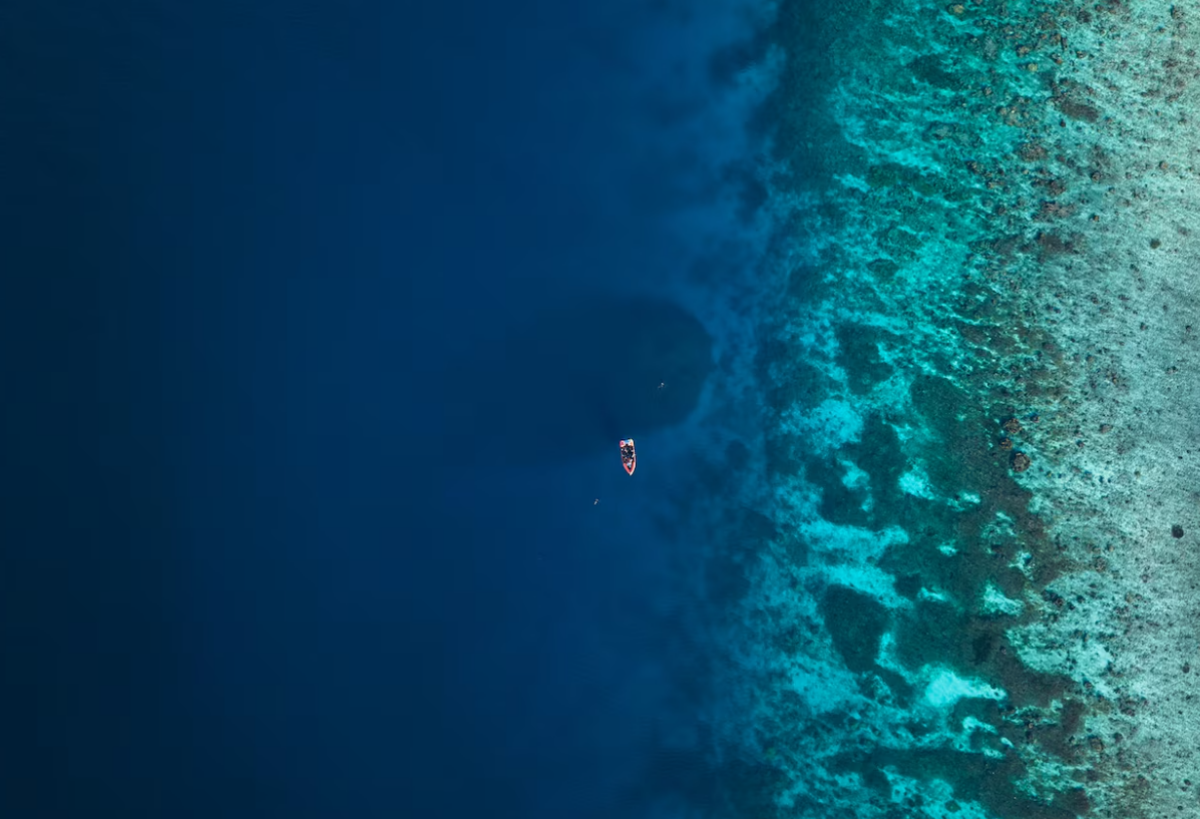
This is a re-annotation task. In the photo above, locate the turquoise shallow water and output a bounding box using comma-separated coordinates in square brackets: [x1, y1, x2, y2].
[688, 0, 1200, 817]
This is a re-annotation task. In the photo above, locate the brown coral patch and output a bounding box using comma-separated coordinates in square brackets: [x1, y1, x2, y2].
[1053, 97, 1100, 122]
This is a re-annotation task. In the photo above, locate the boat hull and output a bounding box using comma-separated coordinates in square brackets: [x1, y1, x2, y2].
[619, 439, 636, 475]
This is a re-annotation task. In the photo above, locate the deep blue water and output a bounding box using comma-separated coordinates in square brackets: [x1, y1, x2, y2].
[3, 2, 757, 817]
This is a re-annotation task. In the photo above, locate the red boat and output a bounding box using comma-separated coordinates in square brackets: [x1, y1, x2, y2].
[619, 439, 636, 475]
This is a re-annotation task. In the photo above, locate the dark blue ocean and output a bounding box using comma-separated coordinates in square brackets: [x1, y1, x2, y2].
[3, 2, 776, 818]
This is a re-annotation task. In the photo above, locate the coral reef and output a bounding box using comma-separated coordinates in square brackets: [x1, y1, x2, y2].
[706, 0, 1200, 815]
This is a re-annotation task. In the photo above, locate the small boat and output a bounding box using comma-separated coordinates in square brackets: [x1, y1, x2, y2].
[619, 438, 636, 476]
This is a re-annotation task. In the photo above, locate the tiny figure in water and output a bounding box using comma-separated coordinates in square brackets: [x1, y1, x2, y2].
[657, 381, 667, 391]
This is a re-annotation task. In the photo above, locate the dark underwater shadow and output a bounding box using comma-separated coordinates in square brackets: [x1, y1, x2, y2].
[429, 296, 713, 467]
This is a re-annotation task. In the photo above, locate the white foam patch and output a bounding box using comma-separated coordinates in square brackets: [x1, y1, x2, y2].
[785, 662, 861, 715]
[800, 517, 908, 561]
[1011, 551, 1034, 579]
[945, 716, 1007, 760]
[824, 563, 912, 610]
[779, 397, 863, 453]
[918, 587, 951, 604]
[981, 583, 1024, 617]
[834, 172, 872, 192]
[898, 464, 934, 499]
[921, 667, 1006, 710]
[839, 459, 870, 491]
